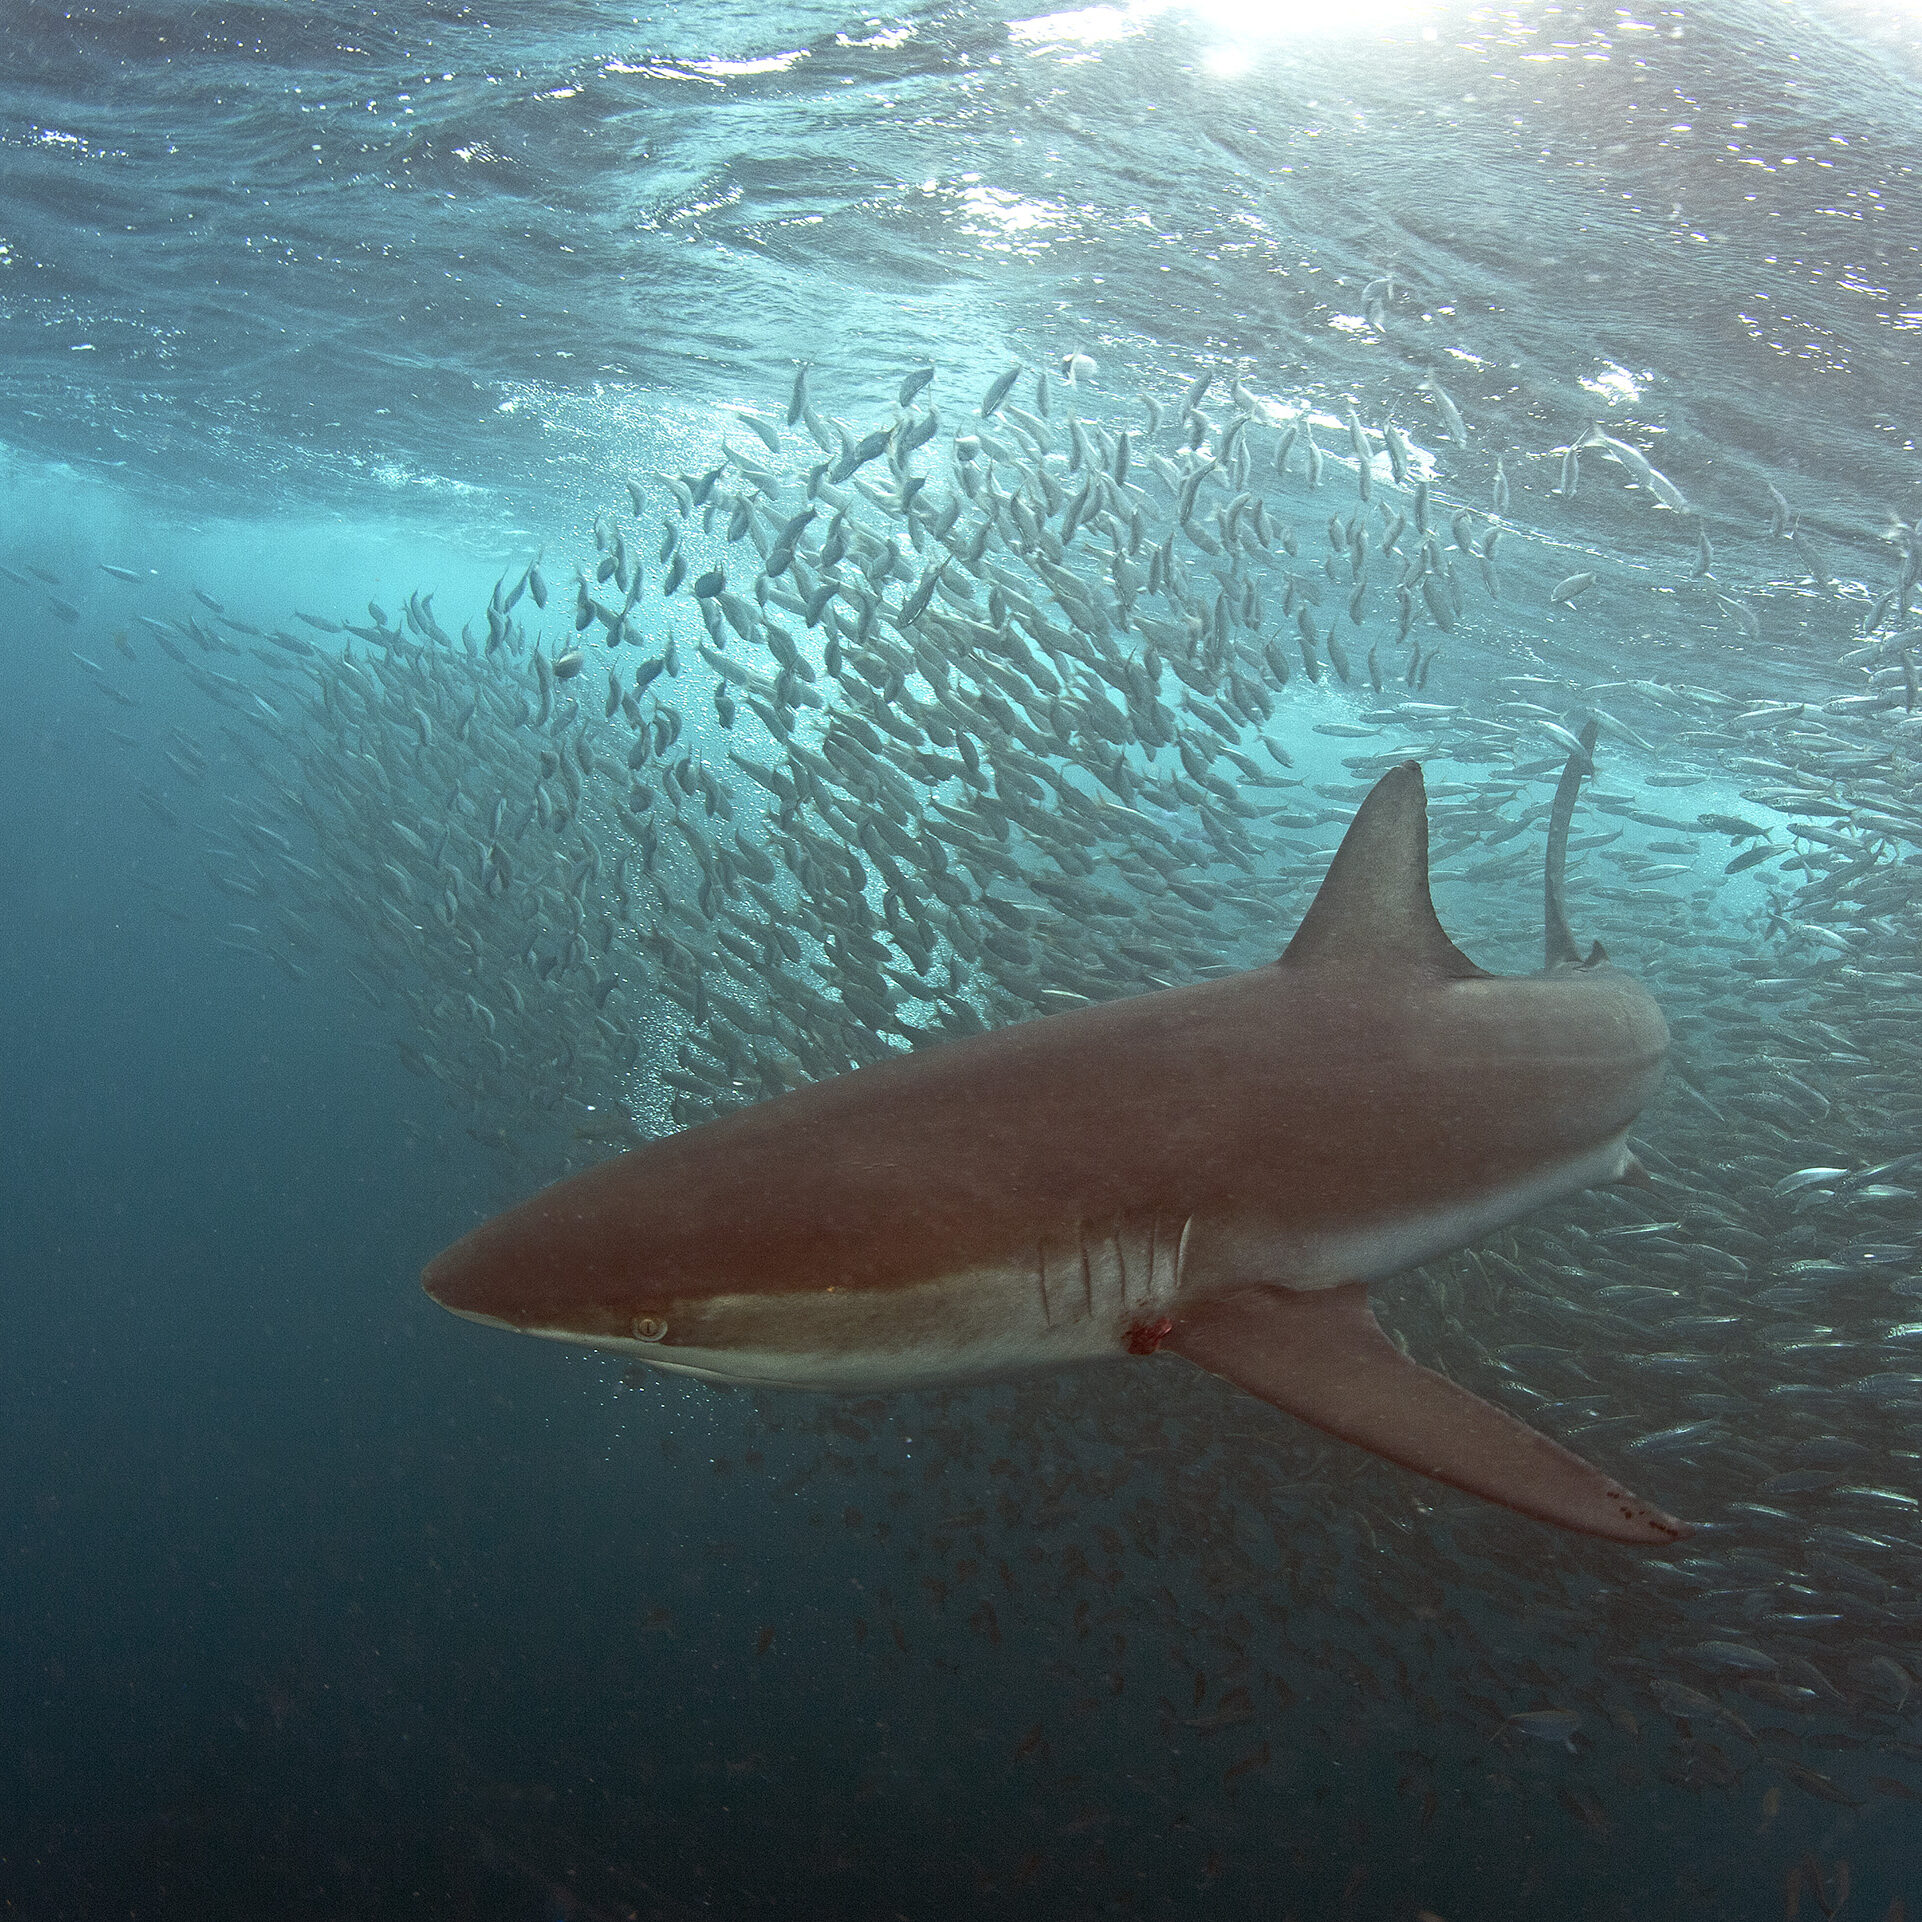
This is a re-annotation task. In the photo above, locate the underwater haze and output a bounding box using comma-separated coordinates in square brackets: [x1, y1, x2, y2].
[4, 0, 1922, 1917]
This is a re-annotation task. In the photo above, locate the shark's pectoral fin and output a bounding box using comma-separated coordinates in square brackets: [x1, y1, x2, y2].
[1163, 1282, 1691, 1546]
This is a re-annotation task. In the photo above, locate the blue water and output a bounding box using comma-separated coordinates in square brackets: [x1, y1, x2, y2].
[4, 1, 1921, 1916]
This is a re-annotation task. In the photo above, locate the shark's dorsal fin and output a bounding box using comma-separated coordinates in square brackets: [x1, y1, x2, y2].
[1279, 761, 1485, 978]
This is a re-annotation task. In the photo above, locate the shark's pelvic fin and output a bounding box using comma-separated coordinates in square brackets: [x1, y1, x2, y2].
[1278, 761, 1485, 979]
[1164, 1282, 1691, 1545]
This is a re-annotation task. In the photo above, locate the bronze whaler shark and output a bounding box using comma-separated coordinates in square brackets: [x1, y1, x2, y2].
[424, 740, 1689, 1544]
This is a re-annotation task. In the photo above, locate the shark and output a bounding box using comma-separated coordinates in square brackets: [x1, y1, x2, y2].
[424, 737, 1689, 1544]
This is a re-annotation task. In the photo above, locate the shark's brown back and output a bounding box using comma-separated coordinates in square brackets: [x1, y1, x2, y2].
[425, 765, 1666, 1330]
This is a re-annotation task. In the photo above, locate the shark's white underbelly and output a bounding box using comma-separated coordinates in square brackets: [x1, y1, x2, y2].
[549, 1130, 1641, 1391]
[565, 1212, 1193, 1390]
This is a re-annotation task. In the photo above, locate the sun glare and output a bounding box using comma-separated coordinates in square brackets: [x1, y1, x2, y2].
[1185, 0, 1438, 37]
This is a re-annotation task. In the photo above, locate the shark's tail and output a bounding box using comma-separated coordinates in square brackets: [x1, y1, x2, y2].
[1544, 718, 1603, 970]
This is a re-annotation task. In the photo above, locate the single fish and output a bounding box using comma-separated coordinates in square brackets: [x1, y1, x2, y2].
[980, 366, 1021, 417]
[424, 755, 1685, 1545]
[1500, 1709, 1581, 1751]
[1421, 376, 1465, 444]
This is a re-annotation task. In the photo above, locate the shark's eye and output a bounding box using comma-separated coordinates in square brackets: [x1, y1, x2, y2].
[631, 1315, 667, 1343]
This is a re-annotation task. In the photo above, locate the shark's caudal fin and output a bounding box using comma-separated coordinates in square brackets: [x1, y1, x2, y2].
[1164, 1283, 1691, 1545]
[1278, 762, 1486, 979]
[1544, 719, 1603, 970]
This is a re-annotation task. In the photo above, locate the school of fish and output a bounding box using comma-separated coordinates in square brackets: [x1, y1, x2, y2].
[26, 340, 1922, 1882]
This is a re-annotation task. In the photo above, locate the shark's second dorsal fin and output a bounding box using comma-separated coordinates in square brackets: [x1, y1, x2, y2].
[1279, 761, 1486, 978]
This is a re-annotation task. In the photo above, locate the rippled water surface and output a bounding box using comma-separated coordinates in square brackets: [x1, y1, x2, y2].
[4, 2, 1922, 1918]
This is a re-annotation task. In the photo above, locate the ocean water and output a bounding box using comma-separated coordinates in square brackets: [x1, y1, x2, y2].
[3, 0, 1921, 1916]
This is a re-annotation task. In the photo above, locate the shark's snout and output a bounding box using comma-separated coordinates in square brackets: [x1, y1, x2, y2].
[422, 1190, 670, 1343]
[420, 1209, 569, 1330]
[421, 1235, 515, 1327]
